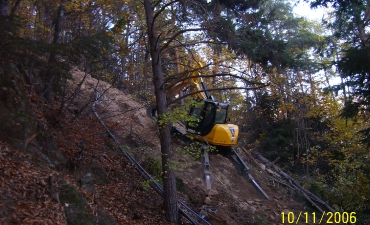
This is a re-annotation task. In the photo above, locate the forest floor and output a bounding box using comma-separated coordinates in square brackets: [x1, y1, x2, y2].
[0, 67, 312, 225]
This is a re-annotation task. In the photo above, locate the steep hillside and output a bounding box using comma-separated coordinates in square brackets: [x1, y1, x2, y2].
[1, 65, 313, 225]
[67, 67, 312, 225]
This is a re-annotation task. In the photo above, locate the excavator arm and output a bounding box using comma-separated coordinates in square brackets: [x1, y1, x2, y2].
[164, 69, 209, 101]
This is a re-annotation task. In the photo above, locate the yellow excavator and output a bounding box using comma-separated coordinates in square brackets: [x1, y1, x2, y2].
[148, 62, 269, 197]
[162, 63, 239, 147]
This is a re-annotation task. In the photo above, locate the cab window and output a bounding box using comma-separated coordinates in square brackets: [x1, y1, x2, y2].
[215, 107, 227, 124]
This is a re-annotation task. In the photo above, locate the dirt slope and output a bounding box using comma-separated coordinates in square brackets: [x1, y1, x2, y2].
[69, 67, 310, 225]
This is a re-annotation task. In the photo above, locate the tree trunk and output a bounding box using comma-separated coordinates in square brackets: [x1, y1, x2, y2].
[0, 0, 9, 16]
[357, 9, 369, 48]
[143, 0, 179, 223]
[10, 0, 21, 15]
[43, 0, 65, 101]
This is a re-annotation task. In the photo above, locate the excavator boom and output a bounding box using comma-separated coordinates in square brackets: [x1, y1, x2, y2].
[165, 70, 209, 100]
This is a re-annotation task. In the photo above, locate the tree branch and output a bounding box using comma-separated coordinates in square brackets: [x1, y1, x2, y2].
[166, 84, 269, 106]
[160, 28, 206, 52]
[153, 0, 179, 24]
[163, 70, 266, 90]
[162, 40, 227, 53]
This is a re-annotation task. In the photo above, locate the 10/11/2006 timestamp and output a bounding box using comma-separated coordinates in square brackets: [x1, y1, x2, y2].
[281, 211, 357, 224]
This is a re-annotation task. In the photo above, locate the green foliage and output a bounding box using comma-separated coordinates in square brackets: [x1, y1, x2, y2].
[175, 141, 215, 160]
[157, 99, 204, 127]
[0, 16, 47, 64]
[300, 98, 370, 222]
[260, 119, 293, 156]
[244, 85, 370, 220]
[145, 154, 163, 184]
[111, 17, 128, 34]
[141, 179, 150, 190]
[337, 47, 370, 147]
[338, 47, 370, 80]
[176, 142, 202, 160]
[307, 170, 370, 224]
[242, 92, 294, 160]
[0, 12, 117, 101]
[167, 159, 181, 171]
[198, 0, 324, 71]
[310, 0, 370, 147]
[68, 31, 115, 67]
[141, 178, 162, 191]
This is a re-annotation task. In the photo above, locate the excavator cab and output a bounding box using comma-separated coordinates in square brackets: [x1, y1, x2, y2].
[186, 100, 238, 146]
[187, 101, 227, 135]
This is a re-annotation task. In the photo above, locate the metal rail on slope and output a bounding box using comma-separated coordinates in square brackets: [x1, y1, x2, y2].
[171, 125, 270, 200]
[201, 145, 212, 190]
[230, 148, 270, 200]
[93, 89, 211, 225]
